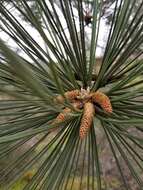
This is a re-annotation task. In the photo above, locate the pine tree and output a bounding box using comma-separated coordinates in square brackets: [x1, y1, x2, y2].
[0, 0, 143, 189]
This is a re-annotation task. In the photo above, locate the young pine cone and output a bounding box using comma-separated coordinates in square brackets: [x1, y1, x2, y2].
[92, 91, 112, 113]
[79, 102, 95, 139]
[65, 90, 80, 100]
[54, 90, 80, 103]
[53, 101, 82, 125]
[53, 107, 72, 124]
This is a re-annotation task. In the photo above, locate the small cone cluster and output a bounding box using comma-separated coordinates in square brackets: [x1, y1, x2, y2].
[92, 91, 112, 113]
[52, 88, 113, 139]
[79, 102, 95, 139]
